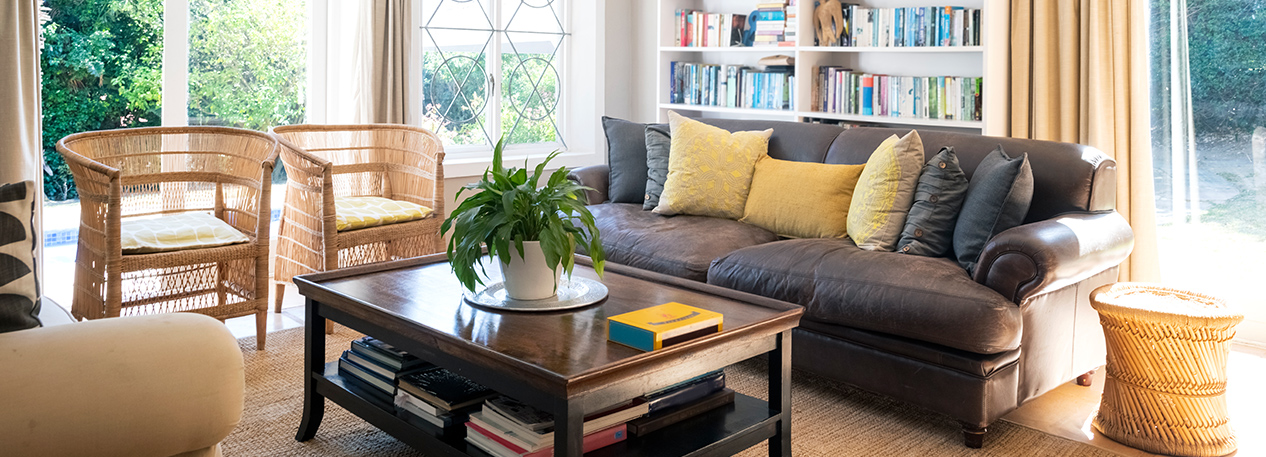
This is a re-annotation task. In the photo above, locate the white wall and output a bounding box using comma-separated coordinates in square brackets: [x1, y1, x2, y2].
[604, 0, 658, 123]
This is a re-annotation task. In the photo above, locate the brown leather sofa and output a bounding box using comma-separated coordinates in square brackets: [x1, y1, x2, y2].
[569, 118, 1135, 448]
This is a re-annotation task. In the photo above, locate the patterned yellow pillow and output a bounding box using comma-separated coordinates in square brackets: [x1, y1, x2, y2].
[654, 112, 772, 219]
[846, 130, 925, 251]
[121, 212, 250, 254]
[335, 196, 434, 232]
[741, 155, 866, 238]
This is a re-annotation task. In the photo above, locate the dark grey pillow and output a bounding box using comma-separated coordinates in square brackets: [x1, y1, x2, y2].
[643, 125, 671, 210]
[602, 116, 653, 204]
[953, 146, 1034, 274]
[897, 147, 968, 257]
[0, 181, 41, 333]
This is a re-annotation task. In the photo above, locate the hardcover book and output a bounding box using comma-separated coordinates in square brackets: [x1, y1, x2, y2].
[628, 389, 736, 437]
[608, 302, 723, 352]
[398, 367, 495, 412]
[350, 336, 432, 372]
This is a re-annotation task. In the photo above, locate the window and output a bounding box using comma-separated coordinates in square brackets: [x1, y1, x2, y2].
[419, 0, 569, 152]
[1150, 0, 1266, 341]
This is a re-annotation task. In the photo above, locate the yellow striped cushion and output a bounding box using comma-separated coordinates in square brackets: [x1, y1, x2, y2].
[121, 212, 250, 254]
[335, 196, 434, 232]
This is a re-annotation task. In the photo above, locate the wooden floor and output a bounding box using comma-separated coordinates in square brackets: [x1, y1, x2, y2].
[230, 283, 1266, 457]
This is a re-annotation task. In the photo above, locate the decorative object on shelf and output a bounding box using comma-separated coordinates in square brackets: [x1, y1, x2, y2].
[813, 0, 845, 46]
[441, 138, 606, 303]
[1090, 283, 1243, 457]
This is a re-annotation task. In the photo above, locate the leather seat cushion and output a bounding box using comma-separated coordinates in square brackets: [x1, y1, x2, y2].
[798, 321, 1020, 377]
[707, 238, 1023, 354]
[586, 203, 779, 282]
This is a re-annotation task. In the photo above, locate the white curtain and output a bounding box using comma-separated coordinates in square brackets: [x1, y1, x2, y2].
[310, 0, 415, 124]
[1, 0, 44, 273]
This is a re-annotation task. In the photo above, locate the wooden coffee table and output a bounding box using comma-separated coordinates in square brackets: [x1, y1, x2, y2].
[292, 254, 802, 457]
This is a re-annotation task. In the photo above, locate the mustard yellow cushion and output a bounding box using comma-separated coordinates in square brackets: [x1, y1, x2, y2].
[846, 130, 925, 251]
[121, 212, 249, 254]
[335, 196, 434, 232]
[740, 155, 866, 238]
[653, 112, 772, 219]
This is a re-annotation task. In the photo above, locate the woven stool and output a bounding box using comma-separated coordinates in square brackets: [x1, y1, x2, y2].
[1090, 283, 1243, 457]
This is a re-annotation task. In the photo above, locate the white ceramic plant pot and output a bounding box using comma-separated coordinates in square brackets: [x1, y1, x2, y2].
[499, 241, 562, 300]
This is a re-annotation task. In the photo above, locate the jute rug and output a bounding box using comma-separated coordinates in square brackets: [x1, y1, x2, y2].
[225, 327, 1115, 456]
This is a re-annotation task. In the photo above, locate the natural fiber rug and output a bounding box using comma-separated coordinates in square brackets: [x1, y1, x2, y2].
[225, 327, 1115, 456]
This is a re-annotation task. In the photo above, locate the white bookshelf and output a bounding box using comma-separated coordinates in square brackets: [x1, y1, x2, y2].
[655, 0, 990, 132]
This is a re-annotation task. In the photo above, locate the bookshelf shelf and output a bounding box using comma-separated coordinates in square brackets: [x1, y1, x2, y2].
[798, 111, 984, 128]
[656, 0, 990, 132]
[659, 103, 798, 118]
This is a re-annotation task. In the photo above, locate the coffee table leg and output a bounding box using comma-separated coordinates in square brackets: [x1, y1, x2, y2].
[768, 330, 792, 457]
[296, 298, 326, 441]
[553, 399, 585, 457]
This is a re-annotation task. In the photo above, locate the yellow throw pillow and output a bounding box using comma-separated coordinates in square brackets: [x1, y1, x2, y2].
[121, 212, 250, 254]
[335, 196, 434, 232]
[654, 112, 772, 219]
[741, 155, 866, 238]
[846, 130, 925, 251]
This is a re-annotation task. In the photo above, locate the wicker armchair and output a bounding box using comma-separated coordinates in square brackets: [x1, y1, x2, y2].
[271, 124, 445, 312]
[56, 126, 279, 350]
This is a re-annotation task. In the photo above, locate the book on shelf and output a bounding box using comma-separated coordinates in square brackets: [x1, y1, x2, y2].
[627, 388, 737, 437]
[608, 302, 724, 352]
[674, 9, 748, 47]
[396, 397, 468, 430]
[669, 62, 794, 111]
[472, 397, 648, 453]
[811, 66, 982, 122]
[643, 370, 726, 413]
[397, 367, 496, 412]
[350, 336, 432, 372]
[337, 353, 397, 400]
[465, 419, 628, 457]
[818, 5, 981, 48]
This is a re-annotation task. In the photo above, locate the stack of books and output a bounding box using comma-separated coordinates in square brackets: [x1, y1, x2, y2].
[812, 68, 982, 121]
[753, 2, 790, 47]
[673, 10, 747, 47]
[395, 366, 497, 432]
[783, 1, 798, 45]
[464, 396, 647, 457]
[627, 370, 734, 436]
[337, 336, 433, 405]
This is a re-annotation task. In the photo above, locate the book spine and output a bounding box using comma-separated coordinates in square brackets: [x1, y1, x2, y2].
[861, 75, 874, 116]
[647, 373, 726, 413]
[523, 424, 629, 457]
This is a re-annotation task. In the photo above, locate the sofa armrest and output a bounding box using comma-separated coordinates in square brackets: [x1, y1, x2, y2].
[567, 164, 610, 205]
[0, 313, 245, 457]
[973, 211, 1134, 303]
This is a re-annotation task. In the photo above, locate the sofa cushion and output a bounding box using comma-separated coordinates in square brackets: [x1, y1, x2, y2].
[602, 116, 663, 204]
[707, 238, 1023, 354]
[897, 147, 968, 256]
[642, 125, 671, 210]
[0, 181, 40, 333]
[954, 146, 1034, 273]
[587, 203, 778, 282]
[654, 112, 771, 219]
[740, 155, 865, 239]
[847, 130, 924, 251]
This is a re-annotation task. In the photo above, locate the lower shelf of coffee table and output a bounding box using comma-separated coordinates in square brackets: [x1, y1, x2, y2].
[317, 361, 781, 457]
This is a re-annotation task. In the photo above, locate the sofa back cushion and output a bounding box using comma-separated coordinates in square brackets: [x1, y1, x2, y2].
[826, 127, 1115, 222]
[602, 116, 666, 203]
[694, 118, 844, 163]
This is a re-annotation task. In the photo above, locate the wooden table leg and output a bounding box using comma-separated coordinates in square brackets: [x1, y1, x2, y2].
[768, 330, 792, 457]
[553, 398, 585, 457]
[296, 298, 326, 441]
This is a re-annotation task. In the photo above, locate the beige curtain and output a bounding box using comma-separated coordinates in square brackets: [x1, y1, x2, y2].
[986, 0, 1159, 282]
[362, 0, 414, 124]
[1, 0, 44, 275]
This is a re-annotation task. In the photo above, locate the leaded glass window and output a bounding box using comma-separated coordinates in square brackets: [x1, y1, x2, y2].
[421, 0, 568, 149]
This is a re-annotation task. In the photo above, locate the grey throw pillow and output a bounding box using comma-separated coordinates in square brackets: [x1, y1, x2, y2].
[897, 147, 968, 257]
[0, 181, 41, 333]
[602, 116, 653, 204]
[643, 125, 671, 210]
[953, 146, 1034, 274]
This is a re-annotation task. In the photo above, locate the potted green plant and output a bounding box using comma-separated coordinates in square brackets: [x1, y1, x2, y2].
[441, 138, 605, 300]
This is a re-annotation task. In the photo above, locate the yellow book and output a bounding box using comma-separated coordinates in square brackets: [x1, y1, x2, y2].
[607, 302, 724, 351]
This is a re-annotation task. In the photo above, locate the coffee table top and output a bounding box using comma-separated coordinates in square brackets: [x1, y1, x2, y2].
[295, 254, 802, 400]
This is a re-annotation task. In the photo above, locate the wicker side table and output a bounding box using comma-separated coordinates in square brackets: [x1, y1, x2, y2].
[1090, 283, 1243, 457]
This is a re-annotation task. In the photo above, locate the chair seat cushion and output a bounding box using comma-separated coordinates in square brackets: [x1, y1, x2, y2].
[586, 203, 778, 282]
[706, 238, 1023, 354]
[335, 196, 434, 232]
[121, 212, 250, 254]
